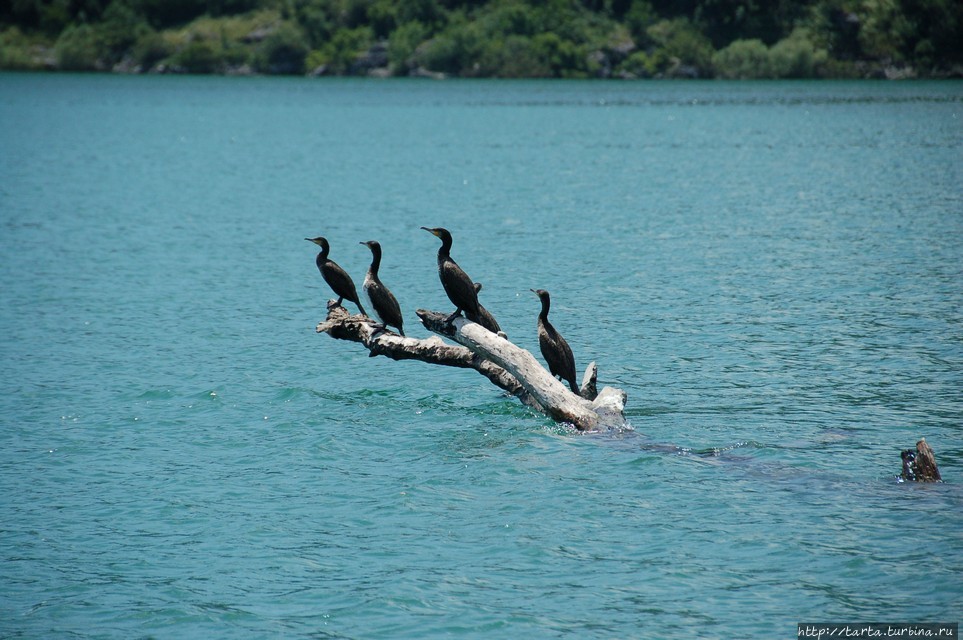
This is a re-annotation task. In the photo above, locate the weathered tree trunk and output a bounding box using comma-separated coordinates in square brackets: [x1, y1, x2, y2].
[901, 438, 943, 482]
[315, 304, 627, 431]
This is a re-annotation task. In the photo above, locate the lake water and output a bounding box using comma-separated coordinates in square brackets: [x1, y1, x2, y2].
[1, 74, 961, 638]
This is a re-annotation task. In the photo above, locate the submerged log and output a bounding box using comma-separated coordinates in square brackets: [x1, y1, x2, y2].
[900, 438, 943, 482]
[315, 304, 627, 431]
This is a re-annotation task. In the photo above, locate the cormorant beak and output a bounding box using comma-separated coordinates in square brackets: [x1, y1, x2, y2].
[421, 226, 439, 237]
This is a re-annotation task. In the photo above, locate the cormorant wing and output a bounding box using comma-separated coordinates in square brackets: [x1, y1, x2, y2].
[440, 259, 479, 315]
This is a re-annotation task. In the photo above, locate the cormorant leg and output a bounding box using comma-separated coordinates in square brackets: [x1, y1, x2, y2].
[445, 308, 463, 324]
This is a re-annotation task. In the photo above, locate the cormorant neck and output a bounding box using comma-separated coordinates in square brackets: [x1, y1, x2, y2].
[538, 295, 550, 320]
[318, 245, 329, 261]
[369, 244, 382, 274]
[437, 233, 453, 259]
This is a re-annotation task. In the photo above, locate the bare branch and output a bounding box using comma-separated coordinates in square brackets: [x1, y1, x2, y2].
[314, 304, 627, 431]
[317, 305, 543, 411]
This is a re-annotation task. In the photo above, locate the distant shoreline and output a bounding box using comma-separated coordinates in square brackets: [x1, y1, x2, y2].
[3, 67, 960, 80]
[3, 1, 961, 81]
[3, 60, 961, 81]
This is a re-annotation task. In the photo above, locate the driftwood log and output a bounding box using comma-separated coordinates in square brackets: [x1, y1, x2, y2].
[900, 438, 943, 482]
[315, 304, 627, 431]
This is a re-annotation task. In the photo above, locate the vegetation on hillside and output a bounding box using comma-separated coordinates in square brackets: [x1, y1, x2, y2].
[1, 0, 961, 78]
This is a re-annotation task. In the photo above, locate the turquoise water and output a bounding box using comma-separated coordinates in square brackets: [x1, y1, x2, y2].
[1, 74, 961, 638]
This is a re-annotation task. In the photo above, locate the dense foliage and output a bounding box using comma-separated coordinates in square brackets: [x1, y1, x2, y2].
[1, 0, 961, 78]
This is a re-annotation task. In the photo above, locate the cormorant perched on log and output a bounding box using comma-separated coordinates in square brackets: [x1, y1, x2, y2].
[421, 227, 481, 324]
[531, 288, 579, 395]
[306, 236, 367, 316]
[359, 240, 405, 336]
[473, 282, 503, 335]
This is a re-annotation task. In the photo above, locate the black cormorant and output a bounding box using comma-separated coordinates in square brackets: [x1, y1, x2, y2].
[305, 236, 367, 316]
[421, 227, 481, 324]
[531, 288, 579, 395]
[473, 282, 503, 335]
[359, 240, 405, 336]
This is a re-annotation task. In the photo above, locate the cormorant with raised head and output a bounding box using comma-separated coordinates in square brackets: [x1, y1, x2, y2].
[531, 288, 579, 395]
[306, 236, 367, 316]
[359, 240, 405, 336]
[421, 227, 481, 324]
[473, 282, 503, 335]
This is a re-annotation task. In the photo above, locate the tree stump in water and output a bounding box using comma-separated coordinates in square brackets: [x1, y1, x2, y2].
[315, 305, 627, 431]
[900, 438, 942, 482]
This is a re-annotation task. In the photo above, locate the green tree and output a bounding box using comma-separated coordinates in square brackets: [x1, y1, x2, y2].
[625, 0, 658, 45]
[54, 23, 102, 69]
[712, 37, 770, 77]
[0, 26, 44, 69]
[414, 15, 484, 74]
[396, 0, 446, 32]
[537, 0, 612, 45]
[479, 34, 548, 76]
[367, 0, 398, 39]
[131, 31, 174, 69]
[388, 20, 429, 72]
[257, 22, 308, 73]
[811, 0, 862, 61]
[96, 2, 152, 64]
[892, 0, 963, 69]
[480, 3, 538, 37]
[170, 38, 219, 72]
[713, 28, 825, 78]
[319, 25, 373, 73]
[857, 0, 913, 63]
[618, 49, 669, 76]
[769, 27, 825, 77]
[533, 31, 587, 76]
[339, 0, 372, 29]
[646, 17, 714, 76]
[293, 0, 335, 48]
